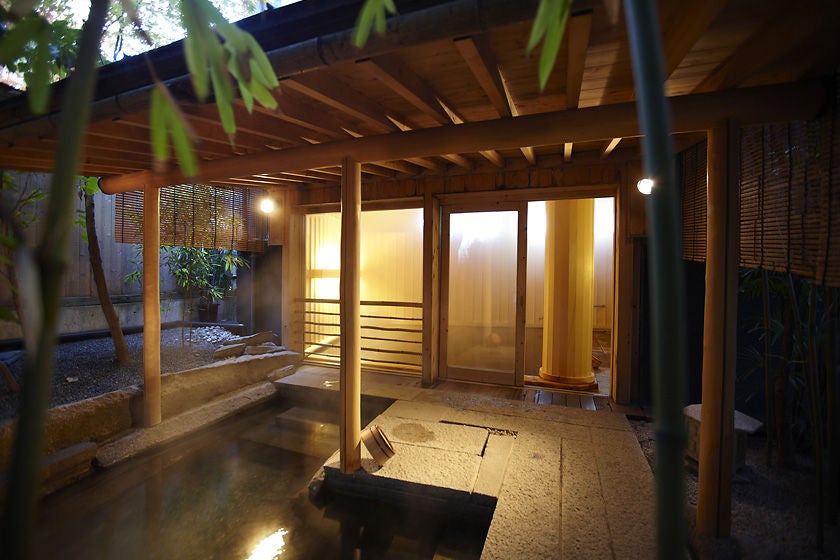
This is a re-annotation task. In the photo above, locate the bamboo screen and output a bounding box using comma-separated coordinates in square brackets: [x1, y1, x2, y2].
[679, 84, 840, 286]
[114, 184, 267, 251]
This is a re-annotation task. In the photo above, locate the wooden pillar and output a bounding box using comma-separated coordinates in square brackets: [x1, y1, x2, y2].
[539, 198, 598, 390]
[340, 156, 362, 473]
[142, 186, 161, 427]
[422, 191, 440, 387]
[697, 119, 740, 536]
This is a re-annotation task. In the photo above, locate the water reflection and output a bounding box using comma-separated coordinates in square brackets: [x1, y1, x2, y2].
[32, 400, 488, 559]
[245, 528, 287, 560]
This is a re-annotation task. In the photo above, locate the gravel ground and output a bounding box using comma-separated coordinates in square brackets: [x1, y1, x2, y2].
[0, 326, 238, 421]
[630, 418, 839, 559]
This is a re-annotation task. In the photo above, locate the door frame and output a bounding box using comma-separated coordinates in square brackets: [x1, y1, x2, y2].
[439, 201, 528, 386]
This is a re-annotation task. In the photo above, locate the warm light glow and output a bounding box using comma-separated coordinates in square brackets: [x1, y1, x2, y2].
[451, 211, 517, 260]
[246, 528, 287, 560]
[593, 197, 615, 240]
[259, 197, 276, 214]
[637, 178, 654, 195]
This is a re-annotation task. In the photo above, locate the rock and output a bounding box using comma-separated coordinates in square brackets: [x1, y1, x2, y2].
[214, 343, 246, 360]
[245, 344, 277, 355]
[227, 331, 281, 347]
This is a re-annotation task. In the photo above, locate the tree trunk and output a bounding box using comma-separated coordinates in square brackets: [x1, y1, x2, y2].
[84, 192, 130, 365]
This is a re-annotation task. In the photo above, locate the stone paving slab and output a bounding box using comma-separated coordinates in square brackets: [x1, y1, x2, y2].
[374, 415, 488, 455]
[281, 367, 655, 559]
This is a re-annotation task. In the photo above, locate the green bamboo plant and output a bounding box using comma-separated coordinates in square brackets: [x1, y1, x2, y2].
[0, 1, 278, 557]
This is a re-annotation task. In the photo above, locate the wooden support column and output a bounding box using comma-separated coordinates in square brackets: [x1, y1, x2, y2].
[422, 191, 440, 387]
[142, 186, 161, 427]
[612, 164, 637, 403]
[539, 199, 598, 390]
[340, 156, 362, 473]
[697, 119, 740, 537]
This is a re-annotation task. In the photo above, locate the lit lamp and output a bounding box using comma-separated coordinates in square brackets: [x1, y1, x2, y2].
[259, 196, 276, 214]
[637, 178, 653, 195]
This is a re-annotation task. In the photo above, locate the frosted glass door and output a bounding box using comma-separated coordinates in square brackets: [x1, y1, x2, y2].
[444, 210, 518, 384]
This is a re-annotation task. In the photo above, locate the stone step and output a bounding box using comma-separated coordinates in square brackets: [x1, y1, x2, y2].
[239, 418, 338, 458]
[275, 405, 339, 432]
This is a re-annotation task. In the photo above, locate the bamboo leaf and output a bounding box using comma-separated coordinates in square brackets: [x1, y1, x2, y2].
[184, 35, 209, 100]
[352, 0, 397, 48]
[537, 1, 570, 92]
[526, 0, 552, 54]
[245, 34, 278, 88]
[240, 80, 254, 113]
[212, 68, 236, 135]
[150, 87, 169, 163]
[26, 25, 52, 114]
[248, 79, 277, 111]
[165, 104, 198, 177]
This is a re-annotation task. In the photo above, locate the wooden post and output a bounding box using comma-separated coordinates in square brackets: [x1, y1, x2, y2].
[514, 201, 527, 385]
[422, 191, 440, 387]
[697, 119, 740, 536]
[612, 166, 634, 404]
[142, 186, 161, 426]
[340, 156, 362, 473]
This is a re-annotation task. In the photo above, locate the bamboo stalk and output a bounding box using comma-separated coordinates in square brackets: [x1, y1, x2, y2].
[806, 284, 825, 550]
[623, 1, 687, 557]
[762, 269, 773, 466]
[0, 2, 109, 557]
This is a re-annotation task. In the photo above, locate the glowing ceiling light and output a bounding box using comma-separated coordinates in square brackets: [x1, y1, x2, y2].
[636, 178, 654, 195]
[259, 197, 276, 214]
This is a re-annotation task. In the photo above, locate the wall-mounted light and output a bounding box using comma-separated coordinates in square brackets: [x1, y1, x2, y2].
[259, 197, 276, 214]
[636, 178, 653, 195]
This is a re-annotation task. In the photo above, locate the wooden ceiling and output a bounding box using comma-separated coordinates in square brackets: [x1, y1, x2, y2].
[0, 0, 837, 192]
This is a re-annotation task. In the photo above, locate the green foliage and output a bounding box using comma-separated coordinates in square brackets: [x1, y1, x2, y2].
[150, 85, 199, 176]
[351, 0, 395, 48]
[161, 246, 248, 305]
[526, 0, 572, 92]
[0, 7, 81, 112]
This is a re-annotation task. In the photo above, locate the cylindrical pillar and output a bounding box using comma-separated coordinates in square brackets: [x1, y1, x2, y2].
[697, 120, 740, 537]
[539, 198, 597, 390]
[340, 156, 362, 473]
[142, 186, 162, 426]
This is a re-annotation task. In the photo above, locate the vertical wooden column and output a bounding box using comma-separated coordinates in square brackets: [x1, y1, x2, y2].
[142, 186, 161, 427]
[340, 156, 362, 473]
[514, 202, 527, 385]
[612, 168, 634, 403]
[698, 119, 740, 536]
[422, 191, 440, 387]
[539, 198, 598, 390]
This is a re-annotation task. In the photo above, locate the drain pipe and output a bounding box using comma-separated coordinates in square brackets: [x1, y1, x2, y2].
[623, 1, 687, 559]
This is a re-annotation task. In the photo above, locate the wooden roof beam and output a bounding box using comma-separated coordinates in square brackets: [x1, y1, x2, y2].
[358, 56, 450, 125]
[693, 9, 822, 93]
[563, 11, 593, 166]
[662, 0, 727, 78]
[454, 36, 511, 118]
[100, 80, 826, 193]
[388, 115, 469, 170]
[283, 73, 397, 134]
[601, 137, 621, 158]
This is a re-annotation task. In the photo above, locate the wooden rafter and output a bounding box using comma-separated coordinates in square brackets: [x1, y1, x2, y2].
[283, 73, 397, 133]
[358, 56, 450, 125]
[693, 8, 821, 93]
[566, 11, 593, 110]
[388, 114, 471, 170]
[564, 10, 593, 164]
[601, 137, 621, 158]
[662, 0, 727, 77]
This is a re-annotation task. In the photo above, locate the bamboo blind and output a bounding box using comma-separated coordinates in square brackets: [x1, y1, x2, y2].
[679, 75, 839, 286]
[114, 184, 267, 252]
